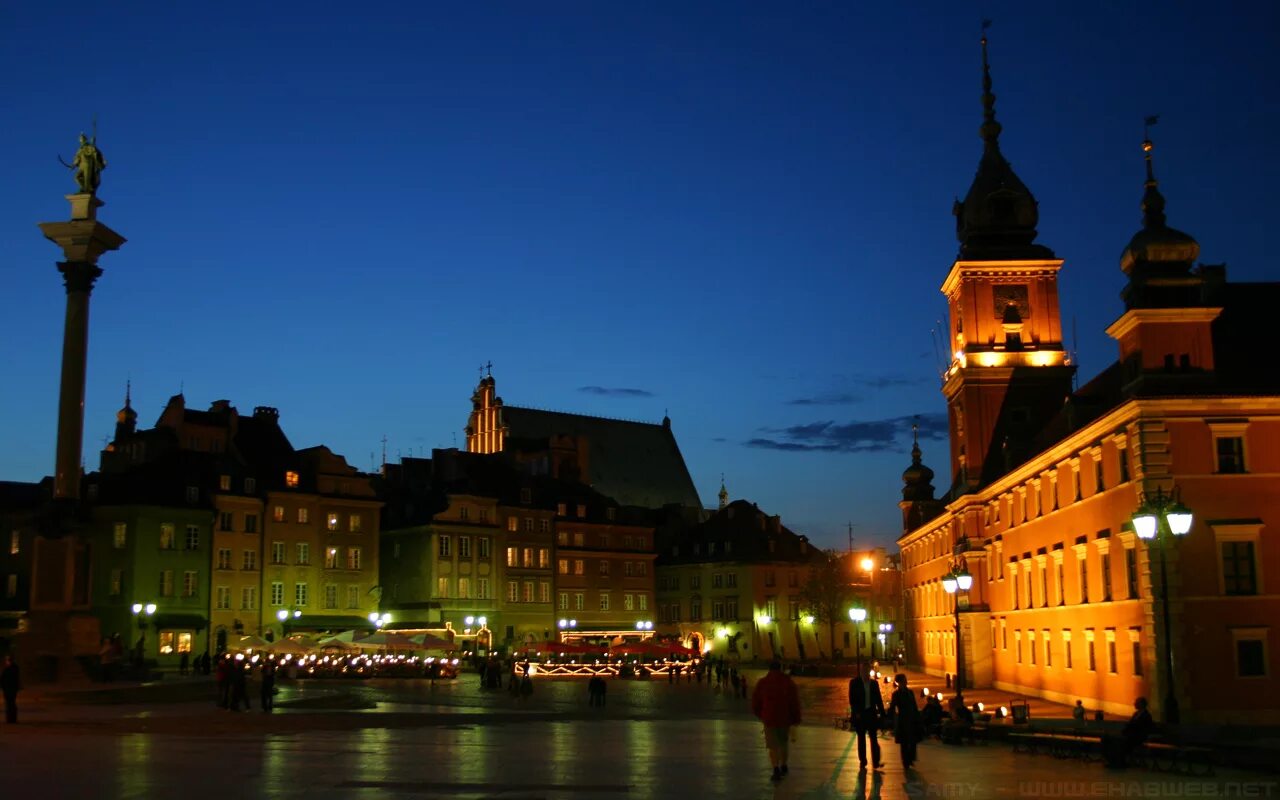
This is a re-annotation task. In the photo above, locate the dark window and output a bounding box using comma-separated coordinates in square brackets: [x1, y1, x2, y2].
[1079, 556, 1088, 604]
[1102, 552, 1113, 601]
[1222, 542, 1257, 595]
[1237, 640, 1266, 677]
[1216, 437, 1246, 474]
[1108, 640, 1118, 673]
[1125, 549, 1138, 599]
[1132, 636, 1143, 676]
[1095, 459, 1105, 493]
[1118, 449, 1130, 483]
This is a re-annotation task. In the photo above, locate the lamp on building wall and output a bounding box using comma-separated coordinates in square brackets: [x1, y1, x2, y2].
[1132, 486, 1193, 724]
[941, 561, 973, 690]
[369, 612, 392, 628]
[848, 606, 867, 663]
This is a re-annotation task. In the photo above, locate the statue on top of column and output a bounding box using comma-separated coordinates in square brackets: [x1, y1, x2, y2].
[60, 132, 107, 194]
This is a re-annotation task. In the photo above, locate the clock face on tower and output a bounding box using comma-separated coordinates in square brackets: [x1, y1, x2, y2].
[993, 285, 1029, 319]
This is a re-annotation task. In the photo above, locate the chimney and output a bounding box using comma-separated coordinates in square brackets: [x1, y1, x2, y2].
[210, 399, 232, 413]
[253, 406, 279, 421]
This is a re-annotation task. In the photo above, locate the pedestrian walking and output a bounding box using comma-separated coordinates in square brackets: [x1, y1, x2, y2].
[260, 660, 276, 712]
[215, 654, 231, 708]
[887, 673, 924, 769]
[1, 655, 20, 723]
[519, 674, 533, 701]
[751, 660, 801, 782]
[848, 664, 885, 770]
[740, 676, 749, 699]
[229, 654, 250, 711]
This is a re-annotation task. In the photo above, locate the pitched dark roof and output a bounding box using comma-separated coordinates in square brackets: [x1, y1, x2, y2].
[657, 499, 818, 567]
[499, 406, 701, 510]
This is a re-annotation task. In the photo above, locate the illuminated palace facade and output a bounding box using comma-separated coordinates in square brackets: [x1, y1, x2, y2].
[897, 38, 1280, 724]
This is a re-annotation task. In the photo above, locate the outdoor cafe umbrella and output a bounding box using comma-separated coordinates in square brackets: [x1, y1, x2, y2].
[354, 631, 416, 651]
[231, 634, 270, 652]
[265, 637, 315, 656]
[317, 631, 360, 650]
[409, 633, 455, 651]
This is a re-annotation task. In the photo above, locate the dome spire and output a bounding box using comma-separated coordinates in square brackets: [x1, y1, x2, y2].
[718, 473, 728, 510]
[952, 21, 1052, 260]
[980, 20, 1002, 151]
[1141, 115, 1167, 229]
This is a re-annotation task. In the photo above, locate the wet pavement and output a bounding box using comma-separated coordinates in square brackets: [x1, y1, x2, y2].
[2, 671, 1276, 798]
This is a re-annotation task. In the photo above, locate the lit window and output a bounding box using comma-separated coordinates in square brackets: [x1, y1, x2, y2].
[159, 569, 174, 597]
[327, 513, 339, 531]
[325, 548, 339, 569]
[296, 542, 310, 565]
[183, 570, 198, 597]
[574, 559, 584, 575]
[297, 507, 310, 524]
[9, 530, 18, 555]
[285, 471, 299, 487]
[185, 525, 200, 550]
[507, 517, 518, 532]
[271, 582, 284, 606]
[324, 584, 338, 609]
[558, 559, 569, 575]
[349, 514, 362, 533]
[217, 549, 232, 570]
[273, 506, 285, 523]
[507, 547, 518, 567]
[347, 547, 361, 571]
[219, 475, 231, 491]
[242, 586, 257, 610]
[159, 524, 176, 550]
[216, 586, 231, 610]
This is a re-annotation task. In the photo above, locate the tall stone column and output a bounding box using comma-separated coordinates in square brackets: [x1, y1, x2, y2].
[21, 190, 124, 680]
[39, 192, 125, 503]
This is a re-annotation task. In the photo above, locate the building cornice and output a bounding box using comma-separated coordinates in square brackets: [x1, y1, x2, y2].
[1104, 307, 1223, 341]
[940, 258, 1065, 298]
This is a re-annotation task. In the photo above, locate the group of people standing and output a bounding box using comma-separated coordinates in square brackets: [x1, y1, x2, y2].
[214, 653, 276, 712]
[751, 661, 926, 783]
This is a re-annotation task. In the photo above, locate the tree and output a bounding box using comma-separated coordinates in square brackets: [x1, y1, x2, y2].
[799, 550, 855, 661]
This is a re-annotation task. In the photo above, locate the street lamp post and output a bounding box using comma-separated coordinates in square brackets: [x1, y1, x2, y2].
[848, 607, 867, 665]
[1132, 486, 1193, 725]
[941, 562, 972, 691]
[276, 608, 301, 638]
[131, 602, 156, 664]
[878, 622, 894, 661]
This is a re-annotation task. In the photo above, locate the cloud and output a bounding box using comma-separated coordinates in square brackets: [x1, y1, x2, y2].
[787, 392, 863, 406]
[745, 413, 947, 453]
[785, 375, 930, 406]
[577, 386, 655, 398]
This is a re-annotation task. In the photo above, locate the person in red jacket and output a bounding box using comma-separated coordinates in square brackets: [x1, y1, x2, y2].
[751, 661, 802, 781]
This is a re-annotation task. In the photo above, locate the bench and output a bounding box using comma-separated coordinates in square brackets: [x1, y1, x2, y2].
[1009, 729, 1103, 761]
[1130, 740, 1215, 776]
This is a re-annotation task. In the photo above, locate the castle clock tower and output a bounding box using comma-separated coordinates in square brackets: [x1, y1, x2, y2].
[942, 32, 1075, 492]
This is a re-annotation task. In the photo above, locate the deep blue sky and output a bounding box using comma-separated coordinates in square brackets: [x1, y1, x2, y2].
[3, 3, 1277, 551]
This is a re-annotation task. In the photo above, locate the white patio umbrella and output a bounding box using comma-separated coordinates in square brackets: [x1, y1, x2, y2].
[231, 635, 270, 652]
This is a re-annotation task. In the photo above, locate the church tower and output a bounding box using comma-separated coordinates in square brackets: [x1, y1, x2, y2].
[900, 424, 943, 532]
[465, 369, 504, 454]
[1105, 123, 1220, 395]
[942, 30, 1075, 492]
[113, 380, 137, 443]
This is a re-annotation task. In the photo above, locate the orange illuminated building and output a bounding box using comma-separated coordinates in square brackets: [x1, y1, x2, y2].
[898, 36, 1280, 724]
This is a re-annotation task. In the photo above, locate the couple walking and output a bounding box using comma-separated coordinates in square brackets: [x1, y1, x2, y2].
[849, 666, 925, 770]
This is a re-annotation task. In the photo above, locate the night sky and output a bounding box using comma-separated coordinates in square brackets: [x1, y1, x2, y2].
[3, 3, 1277, 550]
